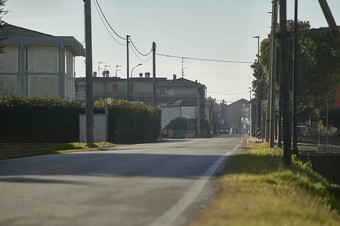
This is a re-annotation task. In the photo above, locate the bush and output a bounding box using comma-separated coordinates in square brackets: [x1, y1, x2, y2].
[0, 95, 160, 144]
[94, 98, 160, 144]
[0, 95, 84, 142]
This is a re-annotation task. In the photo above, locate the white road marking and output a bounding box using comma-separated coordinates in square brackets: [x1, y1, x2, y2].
[150, 143, 242, 226]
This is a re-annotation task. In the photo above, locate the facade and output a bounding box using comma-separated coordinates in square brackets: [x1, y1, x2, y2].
[223, 98, 250, 134]
[0, 23, 85, 98]
[161, 97, 197, 129]
[75, 75, 206, 108]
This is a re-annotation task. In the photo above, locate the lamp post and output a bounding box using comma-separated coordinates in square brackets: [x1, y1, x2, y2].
[130, 63, 142, 100]
[253, 35, 262, 140]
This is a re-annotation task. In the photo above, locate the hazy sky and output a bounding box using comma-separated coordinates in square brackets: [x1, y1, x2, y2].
[3, 0, 340, 103]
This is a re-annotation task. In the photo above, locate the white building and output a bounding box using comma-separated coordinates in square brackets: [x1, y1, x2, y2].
[0, 23, 85, 98]
[161, 97, 197, 129]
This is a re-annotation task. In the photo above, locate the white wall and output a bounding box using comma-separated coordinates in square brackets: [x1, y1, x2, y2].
[28, 75, 58, 97]
[79, 114, 106, 142]
[0, 46, 19, 96]
[28, 46, 59, 73]
[181, 106, 196, 119]
[0, 46, 18, 72]
[161, 106, 180, 129]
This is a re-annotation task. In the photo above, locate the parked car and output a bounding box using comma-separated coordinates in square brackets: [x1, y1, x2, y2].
[220, 128, 229, 134]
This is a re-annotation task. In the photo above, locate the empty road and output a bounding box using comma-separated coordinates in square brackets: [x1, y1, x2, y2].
[0, 135, 245, 226]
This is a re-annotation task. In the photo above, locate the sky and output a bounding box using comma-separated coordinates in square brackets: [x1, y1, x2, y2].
[3, 0, 340, 104]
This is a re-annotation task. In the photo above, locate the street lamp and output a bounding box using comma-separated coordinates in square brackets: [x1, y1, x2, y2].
[131, 63, 142, 78]
[130, 63, 142, 100]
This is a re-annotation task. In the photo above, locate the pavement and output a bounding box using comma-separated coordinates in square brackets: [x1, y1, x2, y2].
[0, 134, 245, 226]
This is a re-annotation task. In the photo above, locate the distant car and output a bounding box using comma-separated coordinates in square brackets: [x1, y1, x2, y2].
[220, 128, 229, 134]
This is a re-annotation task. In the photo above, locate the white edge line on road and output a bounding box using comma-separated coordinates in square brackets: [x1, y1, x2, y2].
[150, 143, 242, 226]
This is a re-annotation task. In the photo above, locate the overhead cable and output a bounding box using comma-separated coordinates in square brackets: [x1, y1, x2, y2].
[130, 44, 153, 62]
[95, 0, 126, 40]
[93, 0, 125, 46]
[130, 37, 153, 57]
[156, 53, 253, 64]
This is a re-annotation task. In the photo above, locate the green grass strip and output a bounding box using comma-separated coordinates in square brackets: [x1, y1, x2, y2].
[190, 143, 340, 226]
[0, 142, 116, 160]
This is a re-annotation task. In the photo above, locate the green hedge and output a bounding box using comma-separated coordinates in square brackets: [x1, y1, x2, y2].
[95, 99, 160, 144]
[0, 95, 84, 142]
[0, 95, 160, 143]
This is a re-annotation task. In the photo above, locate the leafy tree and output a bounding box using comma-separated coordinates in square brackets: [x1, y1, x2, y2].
[0, 0, 8, 53]
[258, 20, 340, 122]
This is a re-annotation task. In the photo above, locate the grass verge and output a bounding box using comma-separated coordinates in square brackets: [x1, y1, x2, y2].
[0, 142, 116, 160]
[190, 142, 340, 226]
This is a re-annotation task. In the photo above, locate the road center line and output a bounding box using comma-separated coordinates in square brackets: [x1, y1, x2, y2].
[150, 143, 242, 226]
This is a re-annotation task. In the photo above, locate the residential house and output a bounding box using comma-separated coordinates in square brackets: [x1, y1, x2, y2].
[0, 23, 84, 98]
[75, 74, 206, 109]
[223, 98, 250, 134]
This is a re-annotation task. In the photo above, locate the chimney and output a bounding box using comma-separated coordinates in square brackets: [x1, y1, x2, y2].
[173, 74, 177, 80]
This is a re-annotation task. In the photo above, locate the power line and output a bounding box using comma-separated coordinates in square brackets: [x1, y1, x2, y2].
[93, 0, 125, 46]
[130, 37, 153, 57]
[156, 53, 253, 64]
[208, 91, 249, 95]
[130, 43, 153, 62]
[95, 0, 126, 40]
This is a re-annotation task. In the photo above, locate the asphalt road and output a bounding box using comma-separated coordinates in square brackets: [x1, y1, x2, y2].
[0, 134, 245, 226]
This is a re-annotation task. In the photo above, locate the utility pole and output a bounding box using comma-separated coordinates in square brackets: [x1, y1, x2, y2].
[253, 36, 262, 140]
[292, 0, 299, 153]
[152, 42, 157, 108]
[197, 88, 201, 137]
[84, 0, 94, 146]
[249, 87, 252, 137]
[279, 0, 292, 165]
[126, 35, 130, 100]
[269, 0, 278, 148]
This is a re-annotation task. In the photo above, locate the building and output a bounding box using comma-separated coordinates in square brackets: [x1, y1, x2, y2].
[75, 75, 206, 108]
[0, 23, 85, 98]
[161, 97, 197, 129]
[223, 98, 250, 134]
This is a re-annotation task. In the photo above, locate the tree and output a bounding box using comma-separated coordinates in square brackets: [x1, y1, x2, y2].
[258, 20, 340, 122]
[0, 0, 8, 53]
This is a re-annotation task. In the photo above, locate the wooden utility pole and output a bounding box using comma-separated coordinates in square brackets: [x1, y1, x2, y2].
[269, 0, 278, 148]
[152, 42, 157, 108]
[279, 0, 292, 165]
[318, 0, 340, 51]
[292, 0, 299, 153]
[197, 88, 201, 137]
[84, 0, 94, 146]
[126, 35, 130, 100]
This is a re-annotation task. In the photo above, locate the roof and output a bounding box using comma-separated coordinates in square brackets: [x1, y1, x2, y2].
[0, 23, 85, 56]
[227, 98, 249, 107]
[159, 78, 206, 88]
[166, 97, 197, 107]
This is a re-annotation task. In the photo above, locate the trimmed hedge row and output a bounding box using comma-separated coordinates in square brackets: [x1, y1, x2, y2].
[0, 95, 160, 143]
[95, 99, 160, 144]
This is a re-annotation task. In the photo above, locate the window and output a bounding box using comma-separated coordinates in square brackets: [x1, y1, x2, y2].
[112, 84, 118, 93]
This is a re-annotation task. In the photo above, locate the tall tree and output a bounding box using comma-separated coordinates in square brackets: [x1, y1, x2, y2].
[258, 20, 340, 122]
[0, 0, 8, 53]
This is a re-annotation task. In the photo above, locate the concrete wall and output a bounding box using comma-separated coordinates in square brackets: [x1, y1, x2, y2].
[0, 46, 18, 96]
[161, 106, 180, 129]
[0, 45, 76, 99]
[166, 87, 198, 98]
